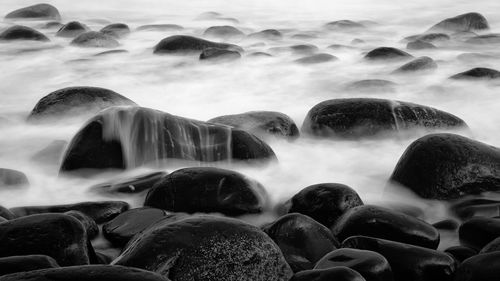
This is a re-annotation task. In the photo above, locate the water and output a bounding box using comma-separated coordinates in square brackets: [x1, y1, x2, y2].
[1, 0, 500, 243]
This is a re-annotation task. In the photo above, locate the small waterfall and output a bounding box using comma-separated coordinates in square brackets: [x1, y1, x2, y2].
[100, 106, 233, 168]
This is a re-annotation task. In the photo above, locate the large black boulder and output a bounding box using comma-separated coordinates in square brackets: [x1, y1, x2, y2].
[153, 35, 242, 54]
[428, 12, 489, 33]
[5, 4, 60, 20]
[0, 168, 29, 188]
[0, 25, 49, 42]
[449, 67, 500, 80]
[364, 47, 412, 60]
[144, 167, 268, 216]
[262, 213, 339, 272]
[458, 217, 500, 250]
[343, 236, 457, 281]
[291, 267, 366, 281]
[59, 107, 276, 173]
[0, 255, 59, 276]
[331, 205, 440, 249]
[0, 214, 90, 266]
[285, 183, 363, 228]
[28, 86, 137, 121]
[390, 133, 500, 200]
[56, 21, 89, 38]
[70, 31, 119, 48]
[454, 252, 500, 281]
[112, 215, 293, 281]
[302, 99, 466, 139]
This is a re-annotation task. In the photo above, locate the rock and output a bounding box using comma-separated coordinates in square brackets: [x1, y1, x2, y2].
[203, 25, 244, 39]
[199, 47, 241, 61]
[393, 56, 437, 73]
[208, 111, 299, 140]
[247, 29, 282, 40]
[64, 210, 99, 239]
[113, 215, 293, 281]
[144, 167, 268, 216]
[291, 267, 366, 281]
[465, 34, 500, 44]
[428, 12, 489, 33]
[444, 246, 477, 263]
[90, 171, 166, 194]
[364, 47, 412, 60]
[449, 67, 500, 80]
[343, 236, 457, 281]
[5, 4, 60, 20]
[285, 183, 363, 228]
[100, 23, 130, 38]
[0, 265, 169, 281]
[10, 201, 130, 224]
[56, 21, 89, 38]
[294, 53, 338, 64]
[314, 248, 394, 281]
[271, 44, 318, 55]
[95, 252, 114, 264]
[153, 35, 242, 54]
[0, 25, 49, 42]
[0, 168, 29, 188]
[30, 140, 67, 165]
[262, 213, 339, 272]
[325, 20, 365, 30]
[433, 219, 460, 231]
[351, 38, 365, 44]
[404, 33, 450, 43]
[344, 79, 397, 93]
[59, 107, 276, 173]
[136, 24, 183, 31]
[390, 133, 500, 200]
[331, 205, 440, 249]
[0, 214, 89, 266]
[450, 198, 500, 219]
[0, 206, 15, 220]
[407, 40, 436, 50]
[459, 217, 500, 250]
[248, 51, 273, 57]
[41, 21, 63, 29]
[302, 99, 466, 139]
[70, 31, 119, 48]
[93, 49, 128, 56]
[328, 44, 355, 50]
[27, 86, 137, 121]
[0, 255, 59, 276]
[454, 252, 500, 281]
[102, 207, 169, 247]
[480, 236, 500, 253]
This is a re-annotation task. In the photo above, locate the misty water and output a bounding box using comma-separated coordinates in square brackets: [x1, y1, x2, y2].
[1, 0, 500, 249]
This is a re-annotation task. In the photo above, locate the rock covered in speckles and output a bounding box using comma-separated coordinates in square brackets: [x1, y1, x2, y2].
[0, 168, 29, 188]
[144, 167, 268, 216]
[302, 99, 466, 139]
[199, 47, 241, 61]
[5, 4, 60, 20]
[27, 86, 137, 121]
[285, 183, 363, 228]
[331, 205, 440, 249]
[112, 215, 293, 281]
[450, 67, 500, 80]
[0, 265, 170, 281]
[0, 214, 90, 266]
[153, 35, 242, 54]
[70, 31, 119, 48]
[0, 255, 59, 276]
[454, 252, 500, 281]
[262, 213, 339, 272]
[343, 236, 457, 281]
[90, 171, 167, 194]
[364, 47, 412, 60]
[428, 12, 489, 33]
[393, 56, 437, 73]
[56, 21, 89, 38]
[315, 248, 394, 281]
[459, 217, 500, 250]
[0, 25, 49, 42]
[291, 267, 366, 281]
[390, 133, 500, 200]
[208, 111, 300, 140]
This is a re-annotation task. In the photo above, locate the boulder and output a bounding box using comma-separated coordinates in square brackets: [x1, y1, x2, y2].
[291, 267, 366, 281]
[56, 21, 89, 38]
[480, 236, 500, 253]
[407, 40, 436, 50]
[344, 79, 397, 93]
[0, 168, 29, 188]
[465, 34, 500, 44]
[5, 4, 60, 20]
[0, 255, 59, 276]
[459, 217, 500, 250]
[444, 246, 477, 263]
[203, 25, 244, 39]
[404, 33, 450, 43]
[325, 20, 365, 30]
[153, 35, 242, 54]
[247, 29, 282, 40]
[428, 12, 489, 33]
[294, 53, 337, 64]
[100, 23, 130, 38]
[450, 198, 500, 219]
[364, 47, 412, 60]
[393, 56, 437, 73]
[454, 252, 500, 281]
[70, 31, 119, 48]
[449, 67, 500, 80]
[136, 24, 183, 31]
[199, 47, 241, 61]
[0, 25, 49, 41]
[90, 171, 166, 194]
[64, 210, 99, 239]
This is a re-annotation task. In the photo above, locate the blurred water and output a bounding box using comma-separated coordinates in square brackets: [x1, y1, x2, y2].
[1, 0, 500, 234]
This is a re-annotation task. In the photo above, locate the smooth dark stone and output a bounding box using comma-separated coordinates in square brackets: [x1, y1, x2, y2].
[291, 267, 366, 281]
[285, 183, 363, 228]
[459, 217, 500, 250]
[203, 25, 244, 39]
[454, 252, 500, 281]
[407, 40, 436, 50]
[331, 205, 440, 249]
[64, 210, 99, 239]
[449, 67, 500, 80]
[41, 21, 63, 29]
[393, 56, 437, 73]
[0, 25, 49, 42]
[450, 198, 500, 219]
[199, 47, 241, 61]
[70, 31, 119, 48]
[0, 214, 89, 266]
[325, 20, 365, 30]
[90, 171, 166, 194]
[153, 35, 242, 54]
[262, 213, 339, 272]
[0, 168, 29, 188]
[364, 47, 412, 60]
[294, 53, 337, 64]
[390, 133, 500, 200]
[102, 207, 170, 247]
[480, 236, 500, 253]
[113, 215, 293, 281]
[30, 140, 67, 165]
[0, 255, 59, 276]
[56, 21, 88, 38]
[27, 86, 136, 121]
[433, 219, 460, 231]
[10, 201, 130, 224]
[444, 246, 478, 263]
[0, 265, 169, 281]
[100, 23, 130, 38]
[0, 206, 15, 220]
[428, 12, 489, 33]
[465, 34, 500, 44]
[344, 79, 397, 93]
[208, 111, 299, 140]
[315, 248, 393, 281]
[343, 236, 457, 281]
[247, 29, 282, 40]
[144, 167, 268, 216]
[5, 4, 60, 20]
[136, 24, 183, 31]
[302, 99, 466, 139]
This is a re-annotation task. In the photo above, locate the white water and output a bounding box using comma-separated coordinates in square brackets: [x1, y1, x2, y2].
[1, 0, 500, 235]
